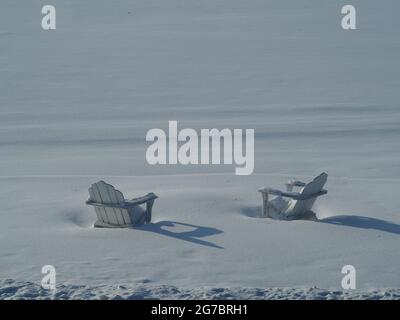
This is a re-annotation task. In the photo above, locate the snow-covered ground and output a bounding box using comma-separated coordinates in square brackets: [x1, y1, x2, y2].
[2, 279, 400, 300]
[1, 1, 400, 299]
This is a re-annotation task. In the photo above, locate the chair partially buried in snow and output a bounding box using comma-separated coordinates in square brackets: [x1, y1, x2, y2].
[258, 173, 328, 220]
[86, 181, 158, 228]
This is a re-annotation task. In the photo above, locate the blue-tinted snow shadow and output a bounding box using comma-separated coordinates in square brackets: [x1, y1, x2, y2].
[136, 221, 224, 249]
[239, 206, 400, 235]
[320, 215, 400, 235]
[240, 206, 263, 218]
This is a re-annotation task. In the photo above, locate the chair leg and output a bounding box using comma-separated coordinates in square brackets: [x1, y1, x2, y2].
[145, 200, 155, 224]
[261, 192, 269, 217]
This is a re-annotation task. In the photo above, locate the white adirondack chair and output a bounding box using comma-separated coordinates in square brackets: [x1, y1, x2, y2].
[86, 181, 158, 228]
[258, 173, 328, 220]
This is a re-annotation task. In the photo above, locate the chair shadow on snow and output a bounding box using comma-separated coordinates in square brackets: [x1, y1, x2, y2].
[241, 206, 264, 219]
[240, 205, 318, 220]
[136, 221, 224, 249]
[320, 215, 400, 235]
[240, 206, 400, 235]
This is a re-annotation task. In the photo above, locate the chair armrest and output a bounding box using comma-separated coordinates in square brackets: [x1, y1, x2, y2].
[86, 200, 129, 209]
[127, 192, 158, 206]
[86, 193, 158, 209]
[286, 180, 306, 188]
[258, 187, 301, 199]
[258, 188, 327, 200]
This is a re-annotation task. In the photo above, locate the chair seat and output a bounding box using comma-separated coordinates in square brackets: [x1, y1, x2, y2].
[269, 196, 290, 219]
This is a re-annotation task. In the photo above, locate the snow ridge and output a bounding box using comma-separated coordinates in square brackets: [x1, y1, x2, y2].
[1, 279, 399, 300]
